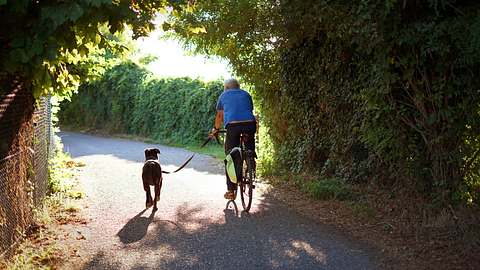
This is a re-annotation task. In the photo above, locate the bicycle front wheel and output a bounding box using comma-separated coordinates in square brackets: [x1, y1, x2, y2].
[240, 151, 255, 212]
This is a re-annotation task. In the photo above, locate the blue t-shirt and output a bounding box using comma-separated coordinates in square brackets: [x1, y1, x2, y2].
[216, 89, 255, 126]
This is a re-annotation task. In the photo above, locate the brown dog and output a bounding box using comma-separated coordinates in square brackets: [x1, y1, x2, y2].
[142, 148, 163, 211]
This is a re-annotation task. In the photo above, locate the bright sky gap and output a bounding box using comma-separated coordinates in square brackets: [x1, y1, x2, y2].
[134, 23, 232, 81]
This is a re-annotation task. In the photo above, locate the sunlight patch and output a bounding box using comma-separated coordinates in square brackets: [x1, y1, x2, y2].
[290, 240, 327, 264]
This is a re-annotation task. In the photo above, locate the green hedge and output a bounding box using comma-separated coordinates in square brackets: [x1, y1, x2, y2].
[59, 61, 223, 144]
[168, 0, 480, 206]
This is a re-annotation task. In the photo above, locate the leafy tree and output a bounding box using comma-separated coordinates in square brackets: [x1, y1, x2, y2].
[0, 0, 174, 97]
[167, 0, 480, 206]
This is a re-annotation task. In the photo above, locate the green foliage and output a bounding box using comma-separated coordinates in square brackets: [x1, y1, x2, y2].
[182, 142, 225, 160]
[59, 60, 223, 145]
[0, 0, 174, 98]
[4, 241, 60, 270]
[167, 0, 480, 207]
[305, 179, 354, 201]
[48, 136, 76, 195]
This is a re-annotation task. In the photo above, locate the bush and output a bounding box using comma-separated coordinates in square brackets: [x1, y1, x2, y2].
[58, 60, 223, 145]
[168, 0, 480, 207]
[305, 179, 354, 201]
[48, 138, 71, 194]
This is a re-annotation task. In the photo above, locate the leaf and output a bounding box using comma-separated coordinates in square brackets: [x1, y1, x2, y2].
[68, 3, 84, 22]
[162, 22, 171, 31]
[31, 38, 44, 55]
[95, 34, 101, 44]
[10, 37, 25, 48]
[10, 49, 29, 63]
[188, 26, 207, 34]
[42, 6, 68, 27]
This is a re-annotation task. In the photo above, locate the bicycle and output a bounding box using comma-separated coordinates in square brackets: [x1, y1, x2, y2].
[217, 130, 256, 212]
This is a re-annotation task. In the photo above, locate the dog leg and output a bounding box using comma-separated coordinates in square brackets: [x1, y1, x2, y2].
[153, 183, 160, 211]
[144, 182, 153, 208]
[156, 178, 162, 202]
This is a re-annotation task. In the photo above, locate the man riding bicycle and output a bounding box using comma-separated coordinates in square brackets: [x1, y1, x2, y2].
[210, 78, 257, 200]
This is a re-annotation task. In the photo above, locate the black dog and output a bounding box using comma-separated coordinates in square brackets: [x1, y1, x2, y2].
[142, 148, 163, 211]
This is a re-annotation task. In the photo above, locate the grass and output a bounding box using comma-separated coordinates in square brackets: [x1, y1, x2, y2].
[305, 178, 355, 201]
[48, 150, 75, 194]
[292, 176, 376, 220]
[267, 173, 356, 201]
[3, 241, 62, 270]
[1, 195, 68, 270]
[268, 173, 379, 222]
[181, 142, 224, 160]
[48, 136, 86, 197]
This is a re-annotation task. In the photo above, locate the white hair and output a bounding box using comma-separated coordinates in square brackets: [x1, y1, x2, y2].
[224, 78, 240, 89]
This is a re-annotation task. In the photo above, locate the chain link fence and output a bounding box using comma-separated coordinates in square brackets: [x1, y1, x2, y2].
[0, 81, 54, 258]
[33, 97, 53, 207]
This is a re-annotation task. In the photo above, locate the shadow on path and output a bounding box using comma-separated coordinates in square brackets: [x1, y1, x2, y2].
[117, 209, 156, 244]
[82, 251, 122, 270]
[85, 193, 378, 270]
[224, 200, 239, 217]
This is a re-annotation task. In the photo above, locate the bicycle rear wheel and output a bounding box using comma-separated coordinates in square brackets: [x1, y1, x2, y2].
[240, 151, 255, 211]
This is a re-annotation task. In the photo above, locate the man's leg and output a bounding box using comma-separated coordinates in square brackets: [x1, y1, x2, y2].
[243, 123, 257, 153]
[225, 125, 241, 193]
[242, 123, 257, 175]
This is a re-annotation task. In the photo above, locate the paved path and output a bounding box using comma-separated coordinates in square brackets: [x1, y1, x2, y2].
[60, 131, 378, 270]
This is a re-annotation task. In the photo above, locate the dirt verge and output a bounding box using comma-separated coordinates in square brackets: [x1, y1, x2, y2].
[266, 179, 480, 270]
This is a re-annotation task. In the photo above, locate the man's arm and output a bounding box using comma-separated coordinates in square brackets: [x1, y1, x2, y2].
[210, 110, 224, 137]
[214, 110, 224, 130]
